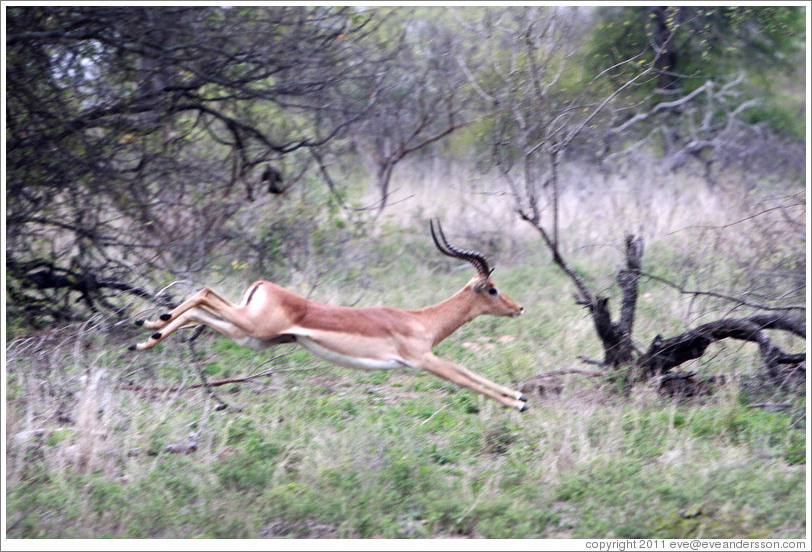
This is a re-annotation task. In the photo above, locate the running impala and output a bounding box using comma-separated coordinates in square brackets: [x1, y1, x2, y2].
[130, 220, 528, 411]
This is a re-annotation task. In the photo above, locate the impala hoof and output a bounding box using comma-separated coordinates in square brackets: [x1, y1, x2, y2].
[519, 402, 530, 412]
[135, 319, 145, 327]
[160, 313, 172, 321]
[519, 394, 528, 402]
[128, 343, 137, 351]
[151, 332, 162, 340]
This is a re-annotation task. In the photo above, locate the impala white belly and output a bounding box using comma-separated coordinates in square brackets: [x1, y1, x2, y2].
[234, 336, 282, 351]
[295, 336, 404, 370]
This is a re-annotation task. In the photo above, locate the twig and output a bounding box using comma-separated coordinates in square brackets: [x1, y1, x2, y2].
[747, 402, 792, 412]
[667, 203, 804, 235]
[416, 404, 450, 427]
[187, 338, 242, 412]
[118, 365, 329, 394]
[641, 271, 805, 312]
[533, 367, 606, 378]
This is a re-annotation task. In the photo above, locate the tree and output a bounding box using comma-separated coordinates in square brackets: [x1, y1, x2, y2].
[464, 7, 805, 393]
[587, 5, 807, 170]
[334, 8, 479, 213]
[589, 6, 805, 97]
[6, 6, 390, 323]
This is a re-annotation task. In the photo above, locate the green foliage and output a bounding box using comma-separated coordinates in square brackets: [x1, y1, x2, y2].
[589, 6, 804, 80]
[586, 6, 805, 138]
[214, 448, 279, 492]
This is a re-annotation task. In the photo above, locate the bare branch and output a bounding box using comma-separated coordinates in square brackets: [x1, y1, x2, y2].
[639, 316, 806, 377]
[642, 272, 805, 312]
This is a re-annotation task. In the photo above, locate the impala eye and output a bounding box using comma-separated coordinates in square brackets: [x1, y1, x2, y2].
[488, 286, 498, 296]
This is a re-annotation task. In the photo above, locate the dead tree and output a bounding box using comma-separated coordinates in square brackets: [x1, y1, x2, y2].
[518, 228, 806, 397]
[639, 314, 805, 383]
[468, 8, 806, 396]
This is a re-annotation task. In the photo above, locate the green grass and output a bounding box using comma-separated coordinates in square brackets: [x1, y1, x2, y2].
[5, 265, 805, 539]
[5, 172, 806, 539]
[6, 371, 805, 538]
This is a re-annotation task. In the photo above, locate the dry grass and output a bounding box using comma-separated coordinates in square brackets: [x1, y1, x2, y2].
[374, 155, 761, 242]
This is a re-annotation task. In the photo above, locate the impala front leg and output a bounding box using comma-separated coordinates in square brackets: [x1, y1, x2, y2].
[449, 363, 527, 403]
[420, 354, 529, 412]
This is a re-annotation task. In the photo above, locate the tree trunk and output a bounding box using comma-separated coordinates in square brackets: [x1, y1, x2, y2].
[589, 235, 643, 368]
[639, 315, 806, 380]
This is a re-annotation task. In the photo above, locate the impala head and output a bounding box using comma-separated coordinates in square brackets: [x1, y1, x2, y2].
[430, 219, 524, 318]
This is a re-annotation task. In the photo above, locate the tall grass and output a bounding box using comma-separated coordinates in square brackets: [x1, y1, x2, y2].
[5, 157, 805, 539]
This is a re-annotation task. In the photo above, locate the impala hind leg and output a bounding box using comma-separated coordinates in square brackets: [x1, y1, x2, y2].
[130, 307, 247, 351]
[420, 354, 528, 412]
[135, 287, 237, 330]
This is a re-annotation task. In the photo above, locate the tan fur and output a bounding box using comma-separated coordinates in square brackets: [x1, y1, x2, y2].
[133, 252, 528, 410]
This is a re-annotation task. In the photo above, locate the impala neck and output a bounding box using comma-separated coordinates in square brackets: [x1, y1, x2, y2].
[413, 285, 483, 348]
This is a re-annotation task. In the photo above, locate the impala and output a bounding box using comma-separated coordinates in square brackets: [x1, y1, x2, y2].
[130, 220, 529, 411]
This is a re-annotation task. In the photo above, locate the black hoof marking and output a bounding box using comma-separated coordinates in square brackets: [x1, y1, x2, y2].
[128, 344, 137, 351]
[151, 332, 162, 340]
[520, 402, 530, 412]
[519, 394, 528, 402]
[160, 313, 172, 321]
[135, 319, 145, 327]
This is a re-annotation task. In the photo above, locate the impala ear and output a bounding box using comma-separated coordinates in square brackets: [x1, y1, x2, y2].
[472, 274, 493, 293]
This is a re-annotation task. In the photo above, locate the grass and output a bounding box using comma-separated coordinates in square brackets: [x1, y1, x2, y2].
[4, 162, 806, 540]
[5, 361, 805, 538]
[5, 282, 805, 538]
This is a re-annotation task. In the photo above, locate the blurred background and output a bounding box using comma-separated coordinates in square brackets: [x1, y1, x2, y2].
[4, 5, 807, 540]
[6, 5, 805, 325]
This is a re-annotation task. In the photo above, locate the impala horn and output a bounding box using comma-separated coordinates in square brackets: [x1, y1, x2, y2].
[430, 219, 493, 278]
